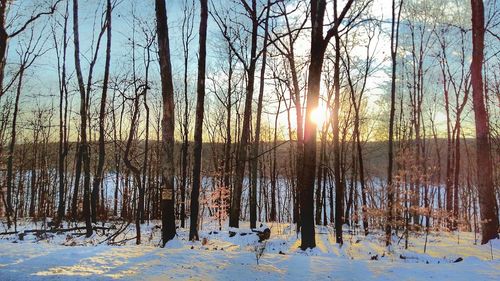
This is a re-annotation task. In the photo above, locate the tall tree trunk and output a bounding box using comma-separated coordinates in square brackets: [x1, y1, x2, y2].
[229, 0, 258, 228]
[269, 96, 281, 222]
[299, 0, 354, 250]
[112, 92, 120, 217]
[470, 0, 499, 244]
[56, 1, 69, 225]
[91, 0, 112, 223]
[155, 0, 176, 245]
[180, 1, 194, 228]
[356, 125, 369, 235]
[72, 0, 92, 237]
[441, 49, 453, 229]
[6, 67, 24, 228]
[316, 126, 326, 225]
[123, 89, 144, 244]
[300, 0, 327, 250]
[453, 120, 461, 229]
[249, 0, 271, 229]
[386, 0, 402, 247]
[289, 33, 304, 230]
[0, 0, 7, 98]
[332, 16, 343, 245]
[223, 47, 233, 206]
[189, 0, 208, 241]
[142, 56, 151, 224]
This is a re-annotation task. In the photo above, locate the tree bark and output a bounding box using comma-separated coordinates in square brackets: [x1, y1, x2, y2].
[299, 0, 328, 250]
[249, 0, 271, 229]
[180, 1, 194, 228]
[470, 0, 499, 244]
[6, 67, 24, 228]
[332, 12, 343, 244]
[123, 88, 144, 244]
[0, 0, 7, 98]
[189, 0, 208, 241]
[299, 0, 354, 250]
[155, 0, 176, 245]
[386, 0, 402, 247]
[72, 0, 92, 237]
[91, 0, 112, 224]
[56, 1, 69, 225]
[229, 0, 258, 228]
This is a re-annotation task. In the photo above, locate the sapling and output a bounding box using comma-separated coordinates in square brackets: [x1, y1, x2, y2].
[254, 241, 267, 265]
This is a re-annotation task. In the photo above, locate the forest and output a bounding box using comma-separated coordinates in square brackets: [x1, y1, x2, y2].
[0, 0, 499, 280]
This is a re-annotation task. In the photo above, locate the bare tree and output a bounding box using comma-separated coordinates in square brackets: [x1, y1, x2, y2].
[341, 21, 379, 236]
[270, 1, 309, 228]
[470, 0, 499, 245]
[155, 0, 176, 245]
[299, 0, 355, 250]
[212, 0, 268, 228]
[91, 0, 113, 224]
[189, 0, 208, 241]
[5, 27, 48, 228]
[180, 0, 195, 229]
[0, 0, 62, 98]
[386, 0, 403, 247]
[249, 0, 271, 229]
[72, 0, 93, 237]
[53, 0, 70, 226]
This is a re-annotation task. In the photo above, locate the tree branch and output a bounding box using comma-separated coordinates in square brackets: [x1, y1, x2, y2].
[9, 0, 63, 38]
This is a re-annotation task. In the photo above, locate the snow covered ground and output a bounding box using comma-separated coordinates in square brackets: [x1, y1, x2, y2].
[0, 220, 499, 280]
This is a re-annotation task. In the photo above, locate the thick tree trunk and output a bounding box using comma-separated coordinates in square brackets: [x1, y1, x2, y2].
[299, 0, 329, 250]
[189, 0, 208, 241]
[299, 0, 354, 250]
[470, 0, 499, 244]
[155, 0, 176, 245]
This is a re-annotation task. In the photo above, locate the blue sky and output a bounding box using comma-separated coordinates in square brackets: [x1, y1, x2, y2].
[3, 0, 498, 142]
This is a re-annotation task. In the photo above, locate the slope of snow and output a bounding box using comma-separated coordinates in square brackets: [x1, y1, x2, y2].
[0, 220, 498, 280]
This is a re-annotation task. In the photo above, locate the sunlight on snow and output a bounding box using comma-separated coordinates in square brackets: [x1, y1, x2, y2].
[0, 222, 496, 280]
[34, 246, 157, 278]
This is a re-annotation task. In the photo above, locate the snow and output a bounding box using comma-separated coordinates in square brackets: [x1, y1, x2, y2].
[0, 220, 499, 280]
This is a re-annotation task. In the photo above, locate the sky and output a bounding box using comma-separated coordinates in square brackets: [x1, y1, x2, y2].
[2, 0, 498, 143]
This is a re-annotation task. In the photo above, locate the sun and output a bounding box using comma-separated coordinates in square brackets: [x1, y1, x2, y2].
[310, 106, 329, 126]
